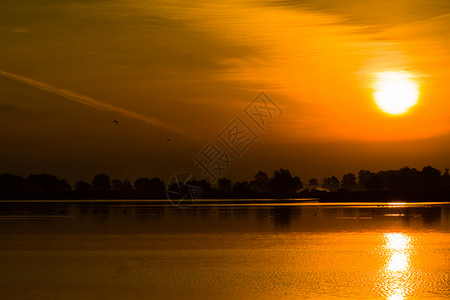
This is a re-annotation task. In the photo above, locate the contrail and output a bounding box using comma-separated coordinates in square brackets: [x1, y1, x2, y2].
[0, 70, 190, 137]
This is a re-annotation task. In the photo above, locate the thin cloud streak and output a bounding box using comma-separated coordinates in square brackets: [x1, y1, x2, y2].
[0, 70, 191, 137]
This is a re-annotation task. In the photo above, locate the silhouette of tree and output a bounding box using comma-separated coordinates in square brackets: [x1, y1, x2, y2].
[91, 174, 111, 192]
[0, 173, 25, 197]
[420, 166, 441, 189]
[25, 174, 70, 194]
[232, 181, 251, 195]
[398, 167, 420, 190]
[442, 168, 450, 188]
[218, 178, 232, 191]
[4, 165, 450, 200]
[383, 170, 402, 190]
[269, 168, 302, 196]
[134, 177, 152, 193]
[112, 179, 124, 191]
[357, 170, 373, 189]
[365, 174, 385, 190]
[59, 179, 72, 192]
[323, 176, 340, 191]
[341, 173, 357, 190]
[308, 178, 318, 187]
[122, 178, 132, 192]
[74, 181, 91, 192]
[166, 179, 210, 198]
[250, 171, 269, 192]
[148, 177, 165, 196]
[135, 177, 165, 198]
[190, 179, 211, 196]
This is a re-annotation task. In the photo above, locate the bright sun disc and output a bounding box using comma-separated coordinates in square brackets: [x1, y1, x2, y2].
[374, 72, 419, 115]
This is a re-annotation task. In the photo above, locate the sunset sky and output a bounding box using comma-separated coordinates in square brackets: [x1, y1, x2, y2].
[2, 0, 450, 184]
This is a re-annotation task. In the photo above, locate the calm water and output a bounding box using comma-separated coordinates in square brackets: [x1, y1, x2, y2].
[0, 200, 449, 299]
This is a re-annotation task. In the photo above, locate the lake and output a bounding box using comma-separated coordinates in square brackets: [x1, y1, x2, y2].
[0, 200, 449, 299]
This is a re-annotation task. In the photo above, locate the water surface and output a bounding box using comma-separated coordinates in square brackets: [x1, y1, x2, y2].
[0, 200, 449, 299]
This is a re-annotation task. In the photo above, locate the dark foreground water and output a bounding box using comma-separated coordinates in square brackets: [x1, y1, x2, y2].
[0, 200, 449, 299]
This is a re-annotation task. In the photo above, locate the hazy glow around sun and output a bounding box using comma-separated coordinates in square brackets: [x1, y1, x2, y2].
[373, 72, 419, 115]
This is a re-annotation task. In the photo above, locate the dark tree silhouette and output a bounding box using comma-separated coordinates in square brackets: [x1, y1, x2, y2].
[3, 165, 450, 200]
[308, 178, 318, 187]
[218, 178, 232, 191]
[323, 176, 340, 191]
[112, 179, 123, 191]
[135, 177, 165, 198]
[189, 179, 211, 195]
[134, 177, 152, 193]
[25, 174, 71, 193]
[91, 174, 111, 192]
[383, 170, 402, 190]
[111, 179, 133, 194]
[167, 179, 210, 198]
[420, 166, 441, 189]
[74, 181, 91, 192]
[398, 167, 420, 190]
[148, 177, 165, 196]
[122, 178, 132, 192]
[442, 168, 450, 188]
[232, 181, 251, 195]
[59, 179, 72, 192]
[250, 171, 269, 192]
[269, 168, 302, 196]
[366, 174, 385, 190]
[341, 173, 357, 190]
[357, 170, 373, 189]
[0, 173, 25, 197]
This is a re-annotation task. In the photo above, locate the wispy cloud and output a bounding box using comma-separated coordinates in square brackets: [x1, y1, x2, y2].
[0, 70, 191, 137]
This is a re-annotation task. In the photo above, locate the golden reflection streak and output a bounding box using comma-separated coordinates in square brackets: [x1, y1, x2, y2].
[387, 252, 408, 273]
[378, 233, 413, 300]
[386, 233, 410, 253]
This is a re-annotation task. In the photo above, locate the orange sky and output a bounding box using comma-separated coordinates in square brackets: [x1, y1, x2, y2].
[2, 0, 450, 183]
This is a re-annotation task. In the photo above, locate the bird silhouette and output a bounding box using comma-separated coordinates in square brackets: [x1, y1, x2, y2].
[113, 120, 118, 125]
[166, 138, 172, 142]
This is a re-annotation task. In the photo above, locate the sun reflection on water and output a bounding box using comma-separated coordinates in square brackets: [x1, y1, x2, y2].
[378, 233, 413, 300]
[386, 233, 410, 252]
[388, 252, 409, 273]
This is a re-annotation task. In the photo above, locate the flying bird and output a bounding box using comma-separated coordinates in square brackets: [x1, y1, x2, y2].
[113, 120, 118, 125]
[166, 138, 172, 142]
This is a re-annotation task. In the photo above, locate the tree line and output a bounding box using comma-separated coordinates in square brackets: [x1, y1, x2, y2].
[318, 166, 449, 192]
[0, 166, 449, 200]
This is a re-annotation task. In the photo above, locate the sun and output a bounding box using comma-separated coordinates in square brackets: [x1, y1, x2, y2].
[373, 71, 419, 115]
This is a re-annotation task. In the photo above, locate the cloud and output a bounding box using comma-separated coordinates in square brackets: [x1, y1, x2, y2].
[0, 70, 192, 137]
